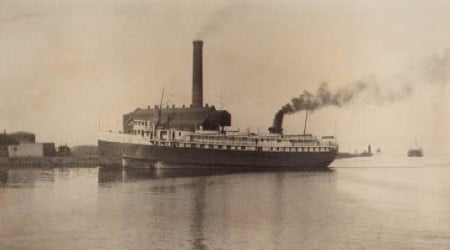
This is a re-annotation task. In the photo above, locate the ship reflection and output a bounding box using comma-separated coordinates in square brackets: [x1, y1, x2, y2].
[97, 165, 333, 183]
[97, 167, 242, 183]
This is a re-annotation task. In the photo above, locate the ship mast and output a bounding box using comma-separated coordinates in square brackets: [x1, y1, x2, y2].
[156, 87, 165, 128]
[303, 109, 309, 135]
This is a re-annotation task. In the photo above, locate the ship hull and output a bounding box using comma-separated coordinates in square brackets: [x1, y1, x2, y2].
[408, 150, 423, 157]
[98, 140, 337, 169]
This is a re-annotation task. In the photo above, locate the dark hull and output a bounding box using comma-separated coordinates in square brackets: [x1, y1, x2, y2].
[408, 150, 423, 157]
[98, 140, 337, 168]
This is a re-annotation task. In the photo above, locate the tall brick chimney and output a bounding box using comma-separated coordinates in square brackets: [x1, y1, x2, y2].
[192, 40, 203, 108]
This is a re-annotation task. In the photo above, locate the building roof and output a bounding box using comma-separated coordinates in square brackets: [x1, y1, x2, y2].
[8, 131, 35, 136]
[0, 134, 19, 145]
[123, 106, 231, 131]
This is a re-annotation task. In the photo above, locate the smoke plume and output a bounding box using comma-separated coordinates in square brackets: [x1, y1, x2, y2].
[423, 49, 450, 87]
[269, 49, 450, 133]
[276, 49, 450, 117]
[279, 79, 414, 116]
[268, 80, 413, 133]
[195, 2, 237, 39]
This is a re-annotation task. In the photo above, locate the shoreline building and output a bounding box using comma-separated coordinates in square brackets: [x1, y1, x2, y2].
[0, 131, 56, 158]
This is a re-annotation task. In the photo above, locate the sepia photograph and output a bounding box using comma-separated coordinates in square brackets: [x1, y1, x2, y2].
[1, 0, 450, 249]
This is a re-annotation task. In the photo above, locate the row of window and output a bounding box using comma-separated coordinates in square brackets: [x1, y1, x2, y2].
[135, 120, 149, 126]
[192, 137, 319, 146]
[155, 141, 332, 152]
[135, 130, 150, 136]
[193, 136, 281, 143]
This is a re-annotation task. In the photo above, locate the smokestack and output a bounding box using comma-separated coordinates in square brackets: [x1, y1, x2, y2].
[192, 40, 203, 108]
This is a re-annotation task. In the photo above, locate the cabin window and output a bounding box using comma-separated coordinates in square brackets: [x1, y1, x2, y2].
[179, 132, 182, 136]
[241, 146, 245, 150]
[226, 145, 231, 150]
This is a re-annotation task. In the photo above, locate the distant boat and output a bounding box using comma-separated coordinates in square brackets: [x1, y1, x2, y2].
[408, 138, 423, 157]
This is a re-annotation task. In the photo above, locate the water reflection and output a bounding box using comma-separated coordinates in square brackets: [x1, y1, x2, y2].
[95, 166, 336, 249]
[190, 178, 207, 250]
[98, 167, 236, 183]
[97, 165, 333, 183]
[6, 163, 450, 249]
[0, 168, 8, 184]
[0, 167, 56, 187]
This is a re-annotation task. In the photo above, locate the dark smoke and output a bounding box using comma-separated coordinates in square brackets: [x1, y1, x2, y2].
[267, 50, 450, 133]
[268, 80, 414, 133]
[274, 49, 450, 119]
[280, 81, 370, 114]
[278, 77, 419, 116]
[195, 3, 237, 39]
[424, 49, 450, 87]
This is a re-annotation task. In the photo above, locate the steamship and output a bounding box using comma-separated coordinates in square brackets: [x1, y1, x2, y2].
[407, 138, 423, 157]
[98, 40, 338, 168]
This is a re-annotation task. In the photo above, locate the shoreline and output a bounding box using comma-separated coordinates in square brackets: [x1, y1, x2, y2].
[0, 156, 120, 168]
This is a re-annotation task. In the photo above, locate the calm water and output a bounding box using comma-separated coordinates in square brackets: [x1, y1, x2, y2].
[1, 155, 450, 250]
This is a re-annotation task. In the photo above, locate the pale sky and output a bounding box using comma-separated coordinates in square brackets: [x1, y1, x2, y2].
[1, 0, 450, 153]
